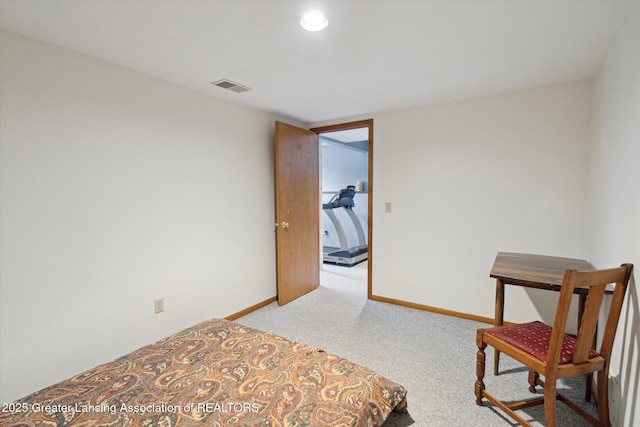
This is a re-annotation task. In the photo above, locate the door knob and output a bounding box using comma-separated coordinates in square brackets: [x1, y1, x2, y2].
[280, 221, 289, 229]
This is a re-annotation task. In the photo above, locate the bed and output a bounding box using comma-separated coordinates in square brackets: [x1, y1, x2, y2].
[1, 318, 407, 426]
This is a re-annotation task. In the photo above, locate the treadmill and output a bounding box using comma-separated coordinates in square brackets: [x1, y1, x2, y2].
[322, 185, 368, 267]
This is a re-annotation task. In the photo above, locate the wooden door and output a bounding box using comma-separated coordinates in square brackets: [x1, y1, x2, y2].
[275, 121, 320, 305]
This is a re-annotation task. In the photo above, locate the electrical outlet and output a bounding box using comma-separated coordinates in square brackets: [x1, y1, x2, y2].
[384, 202, 392, 213]
[154, 298, 164, 314]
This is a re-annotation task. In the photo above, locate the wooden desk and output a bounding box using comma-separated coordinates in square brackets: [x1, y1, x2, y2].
[490, 252, 596, 399]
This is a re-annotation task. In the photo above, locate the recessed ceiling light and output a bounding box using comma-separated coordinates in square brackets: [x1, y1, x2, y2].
[300, 10, 328, 32]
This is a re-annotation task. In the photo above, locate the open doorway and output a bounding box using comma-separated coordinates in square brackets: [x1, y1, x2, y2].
[312, 120, 372, 297]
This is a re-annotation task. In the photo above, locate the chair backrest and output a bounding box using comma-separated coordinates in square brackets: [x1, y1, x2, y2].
[547, 264, 633, 367]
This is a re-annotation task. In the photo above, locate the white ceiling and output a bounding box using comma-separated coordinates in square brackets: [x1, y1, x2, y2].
[1, 0, 637, 124]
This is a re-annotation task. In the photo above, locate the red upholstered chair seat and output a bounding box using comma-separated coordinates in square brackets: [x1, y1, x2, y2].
[486, 321, 600, 364]
[475, 265, 633, 426]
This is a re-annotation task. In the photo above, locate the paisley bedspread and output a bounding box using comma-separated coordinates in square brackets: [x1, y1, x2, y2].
[1, 318, 407, 426]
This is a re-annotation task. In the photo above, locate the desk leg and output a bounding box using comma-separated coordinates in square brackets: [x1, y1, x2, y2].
[494, 279, 505, 375]
[578, 294, 594, 402]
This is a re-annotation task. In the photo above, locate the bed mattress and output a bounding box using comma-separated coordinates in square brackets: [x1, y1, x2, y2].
[1, 318, 407, 426]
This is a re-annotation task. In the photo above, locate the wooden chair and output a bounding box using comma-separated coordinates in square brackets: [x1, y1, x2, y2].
[475, 263, 633, 427]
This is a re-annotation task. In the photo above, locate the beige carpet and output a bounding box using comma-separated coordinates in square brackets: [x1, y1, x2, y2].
[237, 263, 599, 426]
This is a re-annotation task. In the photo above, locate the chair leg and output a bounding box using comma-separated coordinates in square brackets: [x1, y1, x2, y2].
[528, 369, 539, 393]
[543, 380, 558, 427]
[475, 332, 487, 406]
[596, 370, 611, 427]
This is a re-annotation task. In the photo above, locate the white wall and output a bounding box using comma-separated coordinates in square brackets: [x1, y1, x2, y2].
[368, 80, 593, 323]
[321, 142, 368, 248]
[0, 30, 299, 402]
[589, 7, 640, 426]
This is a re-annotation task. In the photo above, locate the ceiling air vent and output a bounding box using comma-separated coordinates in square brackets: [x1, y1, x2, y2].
[211, 79, 251, 93]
